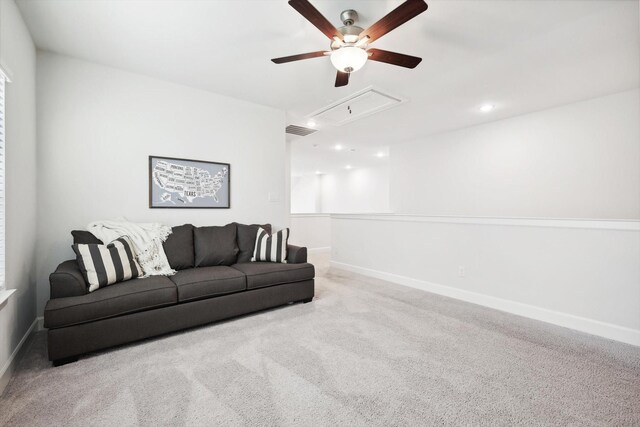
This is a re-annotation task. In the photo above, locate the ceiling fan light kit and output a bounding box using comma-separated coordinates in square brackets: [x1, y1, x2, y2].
[271, 0, 428, 87]
[330, 47, 368, 73]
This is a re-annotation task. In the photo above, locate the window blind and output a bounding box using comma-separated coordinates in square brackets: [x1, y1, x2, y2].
[0, 73, 5, 288]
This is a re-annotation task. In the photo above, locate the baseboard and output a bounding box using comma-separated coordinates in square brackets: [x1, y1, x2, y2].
[308, 247, 330, 253]
[36, 316, 45, 331]
[330, 261, 640, 347]
[0, 317, 38, 396]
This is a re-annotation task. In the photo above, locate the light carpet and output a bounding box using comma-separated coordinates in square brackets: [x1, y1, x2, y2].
[1, 253, 639, 426]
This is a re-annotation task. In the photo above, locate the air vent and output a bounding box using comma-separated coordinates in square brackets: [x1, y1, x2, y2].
[286, 124, 318, 137]
[308, 86, 405, 126]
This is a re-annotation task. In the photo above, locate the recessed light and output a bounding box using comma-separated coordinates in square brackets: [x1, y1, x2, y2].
[334, 144, 343, 151]
[315, 170, 322, 175]
[479, 104, 495, 113]
[345, 165, 352, 170]
[376, 151, 385, 158]
[307, 120, 317, 128]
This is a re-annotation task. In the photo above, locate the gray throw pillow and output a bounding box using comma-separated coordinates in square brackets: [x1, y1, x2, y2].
[71, 230, 103, 245]
[194, 223, 239, 267]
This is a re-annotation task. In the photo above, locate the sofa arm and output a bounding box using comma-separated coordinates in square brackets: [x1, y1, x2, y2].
[286, 245, 307, 264]
[49, 260, 88, 299]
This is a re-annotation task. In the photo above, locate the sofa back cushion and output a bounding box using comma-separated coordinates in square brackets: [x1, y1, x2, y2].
[194, 223, 239, 267]
[235, 223, 272, 263]
[71, 230, 103, 245]
[163, 224, 195, 270]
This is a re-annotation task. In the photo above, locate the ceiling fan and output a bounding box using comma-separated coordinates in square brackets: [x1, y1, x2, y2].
[271, 0, 428, 87]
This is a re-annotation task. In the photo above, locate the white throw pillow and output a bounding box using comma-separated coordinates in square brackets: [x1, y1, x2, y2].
[251, 228, 289, 263]
[72, 236, 142, 292]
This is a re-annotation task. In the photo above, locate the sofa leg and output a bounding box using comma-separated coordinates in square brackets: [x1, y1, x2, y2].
[302, 297, 313, 304]
[53, 356, 78, 367]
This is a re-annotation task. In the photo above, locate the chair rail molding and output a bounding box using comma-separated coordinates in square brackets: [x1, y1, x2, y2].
[330, 214, 640, 231]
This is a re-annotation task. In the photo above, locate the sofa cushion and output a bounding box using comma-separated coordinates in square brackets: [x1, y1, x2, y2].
[163, 224, 195, 270]
[235, 223, 272, 263]
[231, 262, 315, 290]
[44, 275, 177, 329]
[71, 230, 103, 245]
[170, 266, 246, 302]
[194, 223, 239, 267]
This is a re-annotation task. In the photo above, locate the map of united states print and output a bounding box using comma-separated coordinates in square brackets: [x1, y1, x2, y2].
[152, 160, 228, 205]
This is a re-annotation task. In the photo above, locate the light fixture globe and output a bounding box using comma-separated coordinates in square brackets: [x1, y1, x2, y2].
[330, 47, 368, 73]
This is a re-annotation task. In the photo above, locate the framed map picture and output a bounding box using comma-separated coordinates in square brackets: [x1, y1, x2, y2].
[149, 156, 230, 208]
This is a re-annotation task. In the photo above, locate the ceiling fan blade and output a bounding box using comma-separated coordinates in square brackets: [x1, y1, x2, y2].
[359, 0, 428, 44]
[271, 51, 328, 64]
[367, 48, 422, 69]
[335, 71, 349, 87]
[288, 0, 344, 41]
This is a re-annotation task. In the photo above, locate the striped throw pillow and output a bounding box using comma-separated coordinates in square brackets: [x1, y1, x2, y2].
[72, 236, 142, 292]
[251, 228, 289, 263]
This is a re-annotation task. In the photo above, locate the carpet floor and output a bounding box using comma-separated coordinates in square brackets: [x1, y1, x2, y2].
[1, 253, 639, 426]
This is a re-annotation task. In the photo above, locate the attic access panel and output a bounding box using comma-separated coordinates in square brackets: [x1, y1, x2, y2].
[308, 86, 406, 126]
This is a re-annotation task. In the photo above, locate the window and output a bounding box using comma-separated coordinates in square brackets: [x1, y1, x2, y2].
[0, 71, 5, 288]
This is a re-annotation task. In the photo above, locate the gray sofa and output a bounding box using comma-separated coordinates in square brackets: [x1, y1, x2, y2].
[44, 223, 315, 365]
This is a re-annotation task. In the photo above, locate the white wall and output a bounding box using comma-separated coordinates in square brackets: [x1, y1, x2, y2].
[331, 215, 640, 345]
[320, 166, 391, 214]
[290, 165, 391, 214]
[391, 90, 640, 220]
[289, 214, 330, 250]
[289, 165, 391, 249]
[36, 52, 287, 315]
[291, 174, 321, 214]
[0, 0, 38, 391]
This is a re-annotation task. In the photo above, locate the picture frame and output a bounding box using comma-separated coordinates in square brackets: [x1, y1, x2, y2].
[149, 155, 230, 209]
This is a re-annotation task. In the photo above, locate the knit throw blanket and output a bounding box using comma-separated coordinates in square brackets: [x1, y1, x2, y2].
[87, 220, 176, 277]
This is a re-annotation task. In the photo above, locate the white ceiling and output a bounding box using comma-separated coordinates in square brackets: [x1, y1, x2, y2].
[17, 0, 640, 175]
